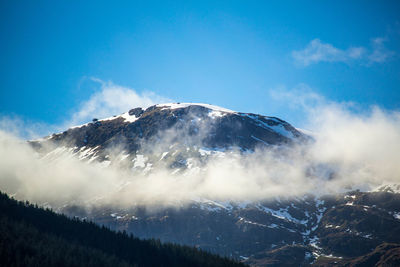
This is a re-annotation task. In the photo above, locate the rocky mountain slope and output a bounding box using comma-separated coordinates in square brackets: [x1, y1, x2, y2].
[29, 103, 400, 266]
[31, 103, 306, 170]
[60, 188, 400, 266]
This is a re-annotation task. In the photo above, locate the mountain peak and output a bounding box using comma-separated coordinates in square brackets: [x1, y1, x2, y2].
[155, 102, 236, 113]
[31, 104, 308, 171]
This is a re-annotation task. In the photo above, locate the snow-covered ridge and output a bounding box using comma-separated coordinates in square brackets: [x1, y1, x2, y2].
[68, 111, 140, 130]
[68, 103, 234, 130]
[372, 183, 400, 194]
[49, 103, 303, 145]
[99, 111, 139, 123]
[156, 103, 236, 113]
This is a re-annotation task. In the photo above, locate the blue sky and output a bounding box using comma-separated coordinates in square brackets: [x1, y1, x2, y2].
[1, 0, 399, 133]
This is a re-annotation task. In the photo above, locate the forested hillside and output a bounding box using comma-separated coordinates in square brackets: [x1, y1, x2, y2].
[0, 192, 245, 267]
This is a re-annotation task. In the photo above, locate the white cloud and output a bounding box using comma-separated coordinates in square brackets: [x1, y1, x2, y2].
[0, 79, 173, 139]
[270, 84, 400, 189]
[292, 37, 395, 66]
[292, 39, 365, 66]
[67, 78, 171, 127]
[0, 115, 57, 140]
[1, 85, 400, 208]
[368, 37, 395, 64]
[269, 83, 326, 112]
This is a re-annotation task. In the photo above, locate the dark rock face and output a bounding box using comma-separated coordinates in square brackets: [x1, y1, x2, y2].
[313, 243, 400, 266]
[128, 107, 144, 117]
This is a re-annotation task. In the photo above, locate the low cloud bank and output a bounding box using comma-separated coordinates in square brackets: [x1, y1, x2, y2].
[0, 90, 400, 209]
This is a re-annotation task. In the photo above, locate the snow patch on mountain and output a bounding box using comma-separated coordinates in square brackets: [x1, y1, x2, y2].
[98, 111, 141, 123]
[243, 114, 295, 139]
[156, 103, 235, 113]
[120, 112, 141, 123]
[132, 154, 147, 168]
[208, 110, 226, 118]
[268, 124, 295, 139]
[373, 183, 400, 194]
[256, 204, 308, 225]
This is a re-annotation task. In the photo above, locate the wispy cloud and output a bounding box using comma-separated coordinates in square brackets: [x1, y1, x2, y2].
[368, 37, 395, 64]
[292, 38, 395, 66]
[66, 78, 171, 128]
[0, 115, 54, 140]
[0, 79, 173, 139]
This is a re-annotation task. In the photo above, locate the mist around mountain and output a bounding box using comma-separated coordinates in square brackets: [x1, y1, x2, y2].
[1, 102, 400, 266]
[1, 102, 400, 208]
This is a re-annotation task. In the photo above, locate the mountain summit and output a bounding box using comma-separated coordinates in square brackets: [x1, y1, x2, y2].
[31, 103, 307, 170]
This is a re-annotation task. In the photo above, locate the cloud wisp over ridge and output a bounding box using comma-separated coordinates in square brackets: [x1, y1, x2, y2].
[0, 79, 172, 140]
[292, 37, 395, 66]
[67, 78, 171, 128]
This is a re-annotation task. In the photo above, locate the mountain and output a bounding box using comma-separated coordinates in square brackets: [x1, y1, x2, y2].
[0, 191, 245, 267]
[30, 103, 307, 166]
[27, 103, 400, 266]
